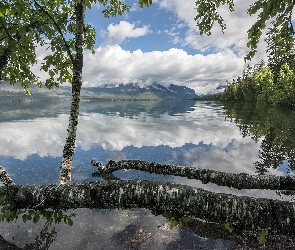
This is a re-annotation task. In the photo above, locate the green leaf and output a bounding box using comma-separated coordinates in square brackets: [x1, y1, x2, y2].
[181, 216, 190, 223]
[170, 220, 179, 229]
[225, 222, 233, 233]
[67, 217, 73, 226]
[32, 214, 40, 224]
[0, 196, 6, 205]
[258, 229, 268, 244]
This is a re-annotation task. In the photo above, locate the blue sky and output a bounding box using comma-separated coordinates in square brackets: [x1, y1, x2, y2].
[86, 2, 196, 54]
[33, 0, 272, 95]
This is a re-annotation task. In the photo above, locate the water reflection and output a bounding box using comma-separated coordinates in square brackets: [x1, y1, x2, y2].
[1, 100, 295, 248]
[222, 102, 295, 175]
[1, 100, 290, 198]
[0, 208, 235, 249]
[0, 200, 74, 249]
[0, 100, 264, 184]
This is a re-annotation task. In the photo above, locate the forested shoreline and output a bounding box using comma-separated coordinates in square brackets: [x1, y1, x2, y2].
[219, 22, 295, 106]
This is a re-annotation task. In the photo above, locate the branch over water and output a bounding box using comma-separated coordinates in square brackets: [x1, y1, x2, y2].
[92, 160, 295, 190]
[2, 180, 295, 235]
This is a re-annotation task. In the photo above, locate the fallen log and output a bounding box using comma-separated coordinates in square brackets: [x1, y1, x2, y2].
[2, 180, 295, 235]
[92, 160, 295, 190]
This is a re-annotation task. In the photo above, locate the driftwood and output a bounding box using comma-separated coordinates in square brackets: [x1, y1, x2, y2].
[92, 160, 295, 190]
[2, 180, 295, 235]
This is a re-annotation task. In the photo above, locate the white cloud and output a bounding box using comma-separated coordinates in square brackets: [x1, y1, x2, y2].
[82, 45, 243, 94]
[158, 0, 267, 62]
[31, 43, 245, 95]
[101, 21, 150, 46]
[30, 1, 272, 95]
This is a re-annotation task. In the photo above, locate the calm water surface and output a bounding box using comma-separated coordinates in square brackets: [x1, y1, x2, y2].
[0, 99, 294, 249]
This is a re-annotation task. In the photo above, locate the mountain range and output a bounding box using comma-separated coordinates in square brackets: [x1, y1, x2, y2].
[0, 82, 197, 101]
[81, 83, 197, 100]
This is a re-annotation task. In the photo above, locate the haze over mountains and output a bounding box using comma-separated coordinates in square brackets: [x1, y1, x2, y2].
[0, 82, 198, 101]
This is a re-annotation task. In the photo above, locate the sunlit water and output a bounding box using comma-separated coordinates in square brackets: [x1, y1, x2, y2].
[0, 99, 294, 249]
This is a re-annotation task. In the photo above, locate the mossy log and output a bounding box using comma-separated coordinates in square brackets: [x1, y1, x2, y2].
[3, 180, 295, 235]
[92, 160, 295, 190]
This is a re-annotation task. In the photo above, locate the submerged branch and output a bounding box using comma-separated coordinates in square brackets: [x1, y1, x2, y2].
[92, 160, 295, 191]
[3, 180, 295, 235]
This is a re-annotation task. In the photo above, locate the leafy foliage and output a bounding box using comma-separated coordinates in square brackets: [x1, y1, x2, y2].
[0, 193, 74, 249]
[167, 216, 191, 229]
[0, 194, 74, 228]
[224, 221, 233, 233]
[194, 0, 295, 60]
[266, 21, 295, 80]
[0, 0, 153, 94]
[220, 62, 295, 105]
[258, 228, 269, 244]
[220, 21, 295, 106]
[194, 0, 234, 36]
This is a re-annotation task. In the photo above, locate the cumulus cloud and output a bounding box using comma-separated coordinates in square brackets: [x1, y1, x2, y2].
[29, 1, 271, 95]
[158, 0, 267, 62]
[101, 21, 150, 46]
[31, 43, 245, 95]
[82, 45, 243, 94]
[83, 0, 269, 93]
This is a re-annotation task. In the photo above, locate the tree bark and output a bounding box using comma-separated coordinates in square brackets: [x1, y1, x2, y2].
[60, 1, 84, 184]
[0, 48, 11, 81]
[92, 160, 295, 190]
[3, 180, 295, 235]
[0, 166, 14, 186]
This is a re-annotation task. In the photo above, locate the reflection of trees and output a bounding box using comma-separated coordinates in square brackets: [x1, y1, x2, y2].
[255, 129, 286, 174]
[0, 166, 74, 249]
[0, 204, 73, 249]
[222, 102, 295, 173]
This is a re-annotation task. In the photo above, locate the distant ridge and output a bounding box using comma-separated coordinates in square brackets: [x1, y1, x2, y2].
[0, 82, 197, 101]
[81, 83, 197, 100]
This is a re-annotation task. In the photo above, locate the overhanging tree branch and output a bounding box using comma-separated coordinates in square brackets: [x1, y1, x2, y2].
[33, 0, 74, 64]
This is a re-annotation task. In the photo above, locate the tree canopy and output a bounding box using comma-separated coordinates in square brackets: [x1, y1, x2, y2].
[194, 0, 295, 61]
[0, 0, 152, 94]
[219, 18, 295, 106]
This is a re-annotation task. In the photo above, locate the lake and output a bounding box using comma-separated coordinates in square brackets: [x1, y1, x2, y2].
[0, 99, 295, 249]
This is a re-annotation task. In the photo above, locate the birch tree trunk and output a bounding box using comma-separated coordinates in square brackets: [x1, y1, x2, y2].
[3, 180, 295, 235]
[92, 160, 295, 190]
[60, 1, 84, 184]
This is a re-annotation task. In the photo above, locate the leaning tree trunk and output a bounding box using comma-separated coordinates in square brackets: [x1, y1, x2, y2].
[60, 1, 84, 184]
